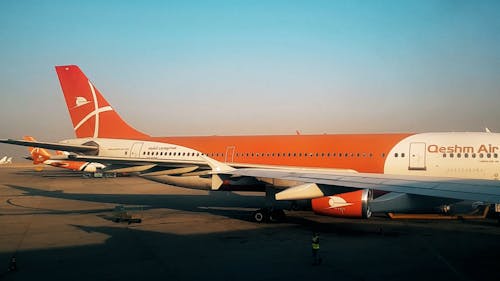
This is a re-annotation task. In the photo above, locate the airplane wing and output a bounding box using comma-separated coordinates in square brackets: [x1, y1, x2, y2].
[0, 139, 98, 153]
[220, 168, 500, 203]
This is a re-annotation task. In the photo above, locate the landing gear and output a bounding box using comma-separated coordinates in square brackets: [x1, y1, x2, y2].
[251, 186, 287, 223]
[253, 209, 266, 223]
[252, 208, 286, 223]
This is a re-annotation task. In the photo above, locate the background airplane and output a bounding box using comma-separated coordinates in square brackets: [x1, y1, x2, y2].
[2, 65, 500, 222]
[0, 156, 12, 164]
[23, 136, 106, 174]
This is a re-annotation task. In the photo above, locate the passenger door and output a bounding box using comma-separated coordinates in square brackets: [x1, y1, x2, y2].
[409, 142, 426, 170]
[130, 142, 143, 158]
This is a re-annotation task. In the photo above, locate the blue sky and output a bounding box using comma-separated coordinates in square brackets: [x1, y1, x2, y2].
[1, 0, 500, 158]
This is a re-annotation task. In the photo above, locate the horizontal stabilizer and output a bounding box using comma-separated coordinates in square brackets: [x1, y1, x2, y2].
[0, 139, 98, 153]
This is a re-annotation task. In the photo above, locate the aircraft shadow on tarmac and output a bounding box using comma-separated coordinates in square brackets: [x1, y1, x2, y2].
[0, 224, 335, 281]
[0, 222, 499, 281]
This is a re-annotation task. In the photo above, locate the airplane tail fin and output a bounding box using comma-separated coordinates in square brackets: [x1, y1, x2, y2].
[55, 65, 149, 139]
[23, 136, 51, 164]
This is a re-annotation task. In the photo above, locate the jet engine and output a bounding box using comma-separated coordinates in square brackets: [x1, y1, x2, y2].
[311, 189, 372, 218]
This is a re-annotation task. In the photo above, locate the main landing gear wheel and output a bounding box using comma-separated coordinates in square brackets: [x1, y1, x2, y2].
[252, 208, 286, 223]
[253, 209, 267, 223]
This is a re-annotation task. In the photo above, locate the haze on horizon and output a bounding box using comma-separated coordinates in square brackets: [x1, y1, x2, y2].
[1, 0, 500, 160]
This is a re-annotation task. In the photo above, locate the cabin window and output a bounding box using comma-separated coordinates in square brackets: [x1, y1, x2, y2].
[479, 154, 484, 158]
[394, 153, 398, 157]
[450, 153, 454, 158]
[381, 153, 385, 158]
[487, 153, 491, 158]
[472, 153, 476, 158]
[457, 153, 461, 158]
[494, 153, 498, 158]
[401, 153, 405, 158]
[464, 153, 469, 158]
[443, 153, 446, 158]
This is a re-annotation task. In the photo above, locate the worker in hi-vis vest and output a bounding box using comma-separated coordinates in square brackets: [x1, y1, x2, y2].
[312, 232, 321, 265]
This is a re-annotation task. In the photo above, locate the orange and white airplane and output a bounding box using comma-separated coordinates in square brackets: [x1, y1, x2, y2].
[23, 136, 106, 173]
[2, 65, 500, 222]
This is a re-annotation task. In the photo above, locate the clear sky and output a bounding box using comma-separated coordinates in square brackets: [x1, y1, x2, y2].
[1, 0, 500, 159]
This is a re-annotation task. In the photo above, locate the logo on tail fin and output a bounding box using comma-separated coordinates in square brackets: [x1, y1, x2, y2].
[74, 97, 92, 108]
[72, 81, 113, 138]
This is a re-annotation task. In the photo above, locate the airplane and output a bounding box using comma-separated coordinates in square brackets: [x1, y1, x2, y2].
[0, 156, 12, 164]
[23, 136, 106, 174]
[1, 65, 500, 222]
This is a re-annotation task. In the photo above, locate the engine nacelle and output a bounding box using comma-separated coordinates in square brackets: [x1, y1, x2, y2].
[311, 189, 372, 218]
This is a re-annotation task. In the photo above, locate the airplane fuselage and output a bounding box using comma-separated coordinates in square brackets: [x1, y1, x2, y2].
[61, 132, 500, 181]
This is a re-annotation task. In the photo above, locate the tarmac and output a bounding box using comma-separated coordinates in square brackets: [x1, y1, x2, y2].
[0, 165, 499, 281]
